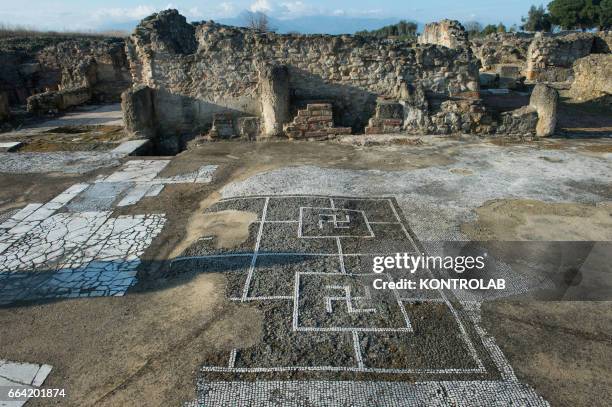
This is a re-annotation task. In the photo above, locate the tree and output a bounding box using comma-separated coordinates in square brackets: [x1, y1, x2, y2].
[481, 24, 498, 36]
[242, 11, 273, 32]
[497, 22, 507, 32]
[464, 21, 483, 37]
[580, 0, 602, 27]
[521, 5, 553, 31]
[548, 0, 594, 30]
[355, 20, 418, 40]
[600, 0, 612, 28]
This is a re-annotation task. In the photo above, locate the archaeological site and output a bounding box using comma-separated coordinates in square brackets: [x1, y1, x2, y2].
[0, 3, 610, 406]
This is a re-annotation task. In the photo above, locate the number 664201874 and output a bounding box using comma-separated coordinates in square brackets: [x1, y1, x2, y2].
[7, 387, 66, 398]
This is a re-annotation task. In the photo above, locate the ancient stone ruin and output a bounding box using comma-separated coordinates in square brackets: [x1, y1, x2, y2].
[0, 37, 131, 116]
[418, 20, 470, 49]
[1, 9, 610, 143]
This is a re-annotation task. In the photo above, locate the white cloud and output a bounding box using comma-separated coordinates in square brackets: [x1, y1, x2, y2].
[280, 1, 314, 15]
[249, 0, 273, 13]
[217, 2, 237, 17]
[92, 5, 158, 22]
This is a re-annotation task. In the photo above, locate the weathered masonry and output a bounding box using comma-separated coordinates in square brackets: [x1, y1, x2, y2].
[122, 10, 481, 145]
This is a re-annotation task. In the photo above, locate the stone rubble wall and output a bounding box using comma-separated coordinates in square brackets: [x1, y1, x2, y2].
[126, 10, 480, 137]
[569, 54, 612, 104]
[0, 37, 131, 108]
[471, 32, 534, 72]
[525, 32, 596, 82]
[418, 20, 470, 50]
[472, 30, 611, 90]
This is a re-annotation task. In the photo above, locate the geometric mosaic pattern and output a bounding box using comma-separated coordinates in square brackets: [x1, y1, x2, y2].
[174, 196, 549, 405]
[172, 196, 503, 378]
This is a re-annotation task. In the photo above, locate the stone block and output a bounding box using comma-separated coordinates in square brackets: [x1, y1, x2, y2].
[27, 87, 91, 114]
[236, 117, 261, 140]
[498, 105, 538, 135]
[307, 103, 332, 111]
[529, 84, 559, 137]
[121, 85, 156, 139]
[259, 64, 290, 138]
[376, 101, 404, 120]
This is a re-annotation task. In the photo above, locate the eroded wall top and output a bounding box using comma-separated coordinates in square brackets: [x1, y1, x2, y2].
[126, 10, 480, 132]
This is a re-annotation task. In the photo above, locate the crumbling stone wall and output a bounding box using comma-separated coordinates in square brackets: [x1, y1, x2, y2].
[126, 10, 480, 137]
[569, 54, 612, 104]
[471, 32, 534, 72]
[0, 37, 131, 107]
[525, 32, 595, 82]
[418, 20, 469, 49]
[38, 39, 131, 101]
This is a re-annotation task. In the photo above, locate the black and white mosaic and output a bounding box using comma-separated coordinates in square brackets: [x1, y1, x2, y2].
[175, 196, 549, 406]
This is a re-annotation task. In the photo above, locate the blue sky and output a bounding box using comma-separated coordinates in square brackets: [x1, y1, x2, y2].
[0, 0, 543, 32]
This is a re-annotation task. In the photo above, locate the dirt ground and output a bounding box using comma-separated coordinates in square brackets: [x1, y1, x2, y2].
[0, 133, 611, 406]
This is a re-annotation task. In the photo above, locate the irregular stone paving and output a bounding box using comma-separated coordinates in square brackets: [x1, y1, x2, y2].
[0, 151, 123, 174]
[0, 160, 217, 305]
[0, 360, 52, 406]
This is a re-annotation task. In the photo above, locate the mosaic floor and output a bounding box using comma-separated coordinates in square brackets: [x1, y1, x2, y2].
[0, 160, 216, 305]
[173, 196, 549, 406]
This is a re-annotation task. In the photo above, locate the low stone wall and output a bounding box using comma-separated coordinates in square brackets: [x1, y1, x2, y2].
[525, 32, 595, 82]
[26, 87, 91, 114]
[126, 10, 480, 137]
[569, 54, 612, 104]
[284, 103, 351, 140]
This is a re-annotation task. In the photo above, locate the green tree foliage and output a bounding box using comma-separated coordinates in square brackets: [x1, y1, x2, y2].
[548, 0, 586, 29]
[521, 5, 553, 31]
[465, 22, 506, 37]
[546, 0, 607, 29]
[481, 24, 498, 36]
[600, 0, 612, 28]
[580, 0, 601, 26]
[356, 20, 418, 40]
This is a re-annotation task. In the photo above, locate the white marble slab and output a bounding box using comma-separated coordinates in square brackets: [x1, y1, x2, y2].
[0, 142, 22, 152]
